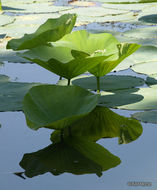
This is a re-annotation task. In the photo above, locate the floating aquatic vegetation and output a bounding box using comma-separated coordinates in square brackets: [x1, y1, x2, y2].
[0, 74, 39, 111]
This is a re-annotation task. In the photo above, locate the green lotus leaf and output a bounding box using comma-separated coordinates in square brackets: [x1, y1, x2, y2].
[58, 75, 145, 91]
[23, 85, 99, 130]
[20, 136, 121, 178]
[52, 31, 140, 77]
[21, 45, 111, 80]
[89, 43, 141, 77]
[0, 74, 39, 111]
[51, 106, 143, 144]
[0, 1, 2, 11]
[52, 30, 119, 56]
[132, 111, 157, 124]
[99, 88, 144, 108]
[7, 14, 76, 50]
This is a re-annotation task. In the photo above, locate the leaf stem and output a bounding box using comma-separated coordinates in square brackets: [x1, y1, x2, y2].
[67, 79, 71, 86]
[96, 77, 100, 94]
[60, 129, 64, 142]
[0, 0, 2, 11]
[68, 126, 72, 137]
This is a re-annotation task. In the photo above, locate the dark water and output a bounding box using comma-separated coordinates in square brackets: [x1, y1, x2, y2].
[0, 62, 157, 190]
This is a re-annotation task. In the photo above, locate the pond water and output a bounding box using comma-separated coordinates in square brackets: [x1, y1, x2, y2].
[0, 63, 156, 190]
[1, 0, 157, 189]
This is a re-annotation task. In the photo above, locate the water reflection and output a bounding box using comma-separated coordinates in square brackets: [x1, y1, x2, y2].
[20, 136, 121, 178]
[19, 106, 143, 178]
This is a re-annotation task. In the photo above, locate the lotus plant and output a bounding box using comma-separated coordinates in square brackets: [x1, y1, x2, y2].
[51, 30, 141, 93]
[20, 45, 111, 85]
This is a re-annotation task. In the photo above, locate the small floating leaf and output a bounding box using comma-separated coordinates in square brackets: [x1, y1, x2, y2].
[111, 85, 157, 110]
[132, 111, 157, 124]
[99, 88, 143, 108]
[132, 61, 157, 75]
[0, 74, 38, 111]
[58, 75, 144, 91]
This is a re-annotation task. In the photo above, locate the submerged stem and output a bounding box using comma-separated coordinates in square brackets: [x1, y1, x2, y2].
[60, 129, 64, 142]
[67, 79, 71, 86]
[59, 76, 62, 80]
[96, 77, 100, 94]
[68, 126, 72, 137]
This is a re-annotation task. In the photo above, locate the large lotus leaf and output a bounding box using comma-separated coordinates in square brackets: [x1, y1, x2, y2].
[23, 85, 99, 130]
[0, 14, 15, 26]
[52, 31, 140, 77]
[99, 88, 144, 108]
[123, 26, 157, 39]
[58, 75, 144, 91]
[139, 14, 157, 24]
[146, 74, 157, 85]
[0, 74, 39, 111]
[132, 61, 157, 75]
[20, 45, 73, 63]
[51, 106, 143, 144]
[7, 14, 76, 50]
[20, 137, 121, 177]
[132, 111, 157, 123]
[89, 43, 141, 77]
[52, 30, 119, 56]
[21, 46, 110, 79]
[103, 85, 157, 110]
